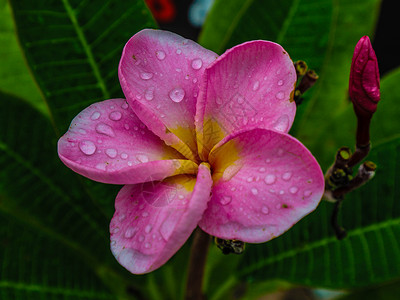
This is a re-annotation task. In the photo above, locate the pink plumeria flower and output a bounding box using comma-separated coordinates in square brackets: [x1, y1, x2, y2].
[58, 29, 324, 274]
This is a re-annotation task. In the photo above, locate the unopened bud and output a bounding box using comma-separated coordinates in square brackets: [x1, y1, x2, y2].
[349, 36, 380, 116]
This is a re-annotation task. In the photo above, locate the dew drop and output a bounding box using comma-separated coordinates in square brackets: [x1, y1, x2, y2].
[156, 50, 166, 60]
[121, 102, 129, 109]
[145, 87, 154, 101]
[145, 224, 153, 234]
[220, 196, 232, 205]
[304, 190, 312, 197]
[215, 98, 223, 106]
[273, 115, 289, 132]
[140, 72, 153, 80]
[124, 124, 130, 130]
[265, 158, 271, 164]
[259, 167, 266, 173]
[289, 186, 298, 194]
[278, 79, 284, 86]
[120, 153, 128, 159]
[237, 95, 245, 104]
[79, 140, 96, 155]
[78, 129, 87, 135]
[264, 174, 276, 185]
[282, 172, 292, 181]
[252, 80, 260, 91]
[96, 123, 115, 137]
[279, 190, 285, 195]
[247, 177, 253, 183]
[251, 188, 258, 195]
[91, 111, 101, 120]
[275, 91, 285, 100]
[142, 211, 149, 217]
[176, 49, 182, 55]
[191, 58, 203, 70]
[169, 88, 185, 103]
[124, 227, 137, 239]
[105, 148, 117, 158]
[138, 235, 145, 242]
[136, 154, 149, 163]
[145, 242, 151, 249]
[111, 227, 120, 234]
[109, 111, 122, 121]
[261, 205, 269, 215]
[95, 163, 106, 170]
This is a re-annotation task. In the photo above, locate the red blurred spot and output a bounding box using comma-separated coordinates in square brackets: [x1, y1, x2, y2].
[145, 0, 176, 23]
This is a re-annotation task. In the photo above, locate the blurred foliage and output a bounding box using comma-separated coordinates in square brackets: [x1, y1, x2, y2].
[2, 0, 400, 300]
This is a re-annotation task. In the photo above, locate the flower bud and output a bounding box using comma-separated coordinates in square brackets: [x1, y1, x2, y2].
[349, 36, 380, 116]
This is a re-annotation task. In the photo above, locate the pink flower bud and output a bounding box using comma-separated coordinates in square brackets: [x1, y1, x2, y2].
[349, 36, 380, 115]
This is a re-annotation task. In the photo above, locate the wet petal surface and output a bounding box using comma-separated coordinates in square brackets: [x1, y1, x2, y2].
[110, 163, 212, 274]
[119, 29, 218, 160]
[58, 99, 197, 184]
[199, 128, 324, 243]
[196, 41, 296, 160]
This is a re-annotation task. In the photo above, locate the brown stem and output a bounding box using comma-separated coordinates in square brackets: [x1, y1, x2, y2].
[185, 227, 210, 300]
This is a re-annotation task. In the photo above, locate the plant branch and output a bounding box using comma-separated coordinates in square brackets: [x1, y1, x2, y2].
[185, 227, 210, 300]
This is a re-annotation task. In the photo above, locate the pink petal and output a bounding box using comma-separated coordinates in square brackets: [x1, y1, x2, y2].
[198, 128, 324, 243]
[196, 41, 297, 160]
[110, 163, 212, 274]
[58, 99, 197, 184]
[119, 29, 218, 161]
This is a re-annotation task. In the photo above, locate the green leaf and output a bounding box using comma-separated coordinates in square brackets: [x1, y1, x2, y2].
[0, 0, 45, 114]
[0, 91, 143, 299]
[234, 137, 400, 288]
[9, 0, 156, 133]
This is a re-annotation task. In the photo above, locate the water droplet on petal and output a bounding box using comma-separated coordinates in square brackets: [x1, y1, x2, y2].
[265, 158, 271, 164]
[176, 49, 182, 54]
[251, 188, 258, 195]
[289, 186, 298, 194]
[138, 235, 145, 242]
[145, 87, 154, 101]
[275, 91, 285, 100]
[304, 190, 312, 197]
[136, 154, 149, 163]
[169, 88, 185, 103]
[156, 50, 166, 60]
[120, 153, 128, 159]
[109, 111, 122, 121]
[247, 177, 253, 183]
[91, 111, 101, 120]
[282, 172, 292, 181]
[252, 80, 260, 91]
[78, 129, 87, 134]
[237, 95, 245, 104]
[220, 196, 232, 205]
[95, 163, 106, 170]
[259, 167, 266, 173]
[105, 148, 117, 158]
[121, 102, 129, 109]
[145, 224, 153, 234]
[96, 123, 115, 137]
[142, 212, 149, 217]
[215, 98, 223, 106]
[124, 124, 130, 130]
[264, 174, 276, 185]
[145, 242, 151, 249]
[191, 58, 203, 70]
[278, 79, 284, 86]
[125, 227, 137, 239]
[261, 205, 269, 214]
[79, 140, 96, 155]
[273, 115, 290, 132]
[140, 72, 153, 80]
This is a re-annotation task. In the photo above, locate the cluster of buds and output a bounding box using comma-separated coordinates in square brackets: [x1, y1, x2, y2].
[294, 60, 319, 105]
[325, 36, 381, 239]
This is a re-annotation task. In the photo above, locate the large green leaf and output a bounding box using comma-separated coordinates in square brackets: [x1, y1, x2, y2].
[0, 92, 145, 299]
[233, 137, 400, 289]
[9, 0, 156, 133]
[0, 0, 45, 114]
